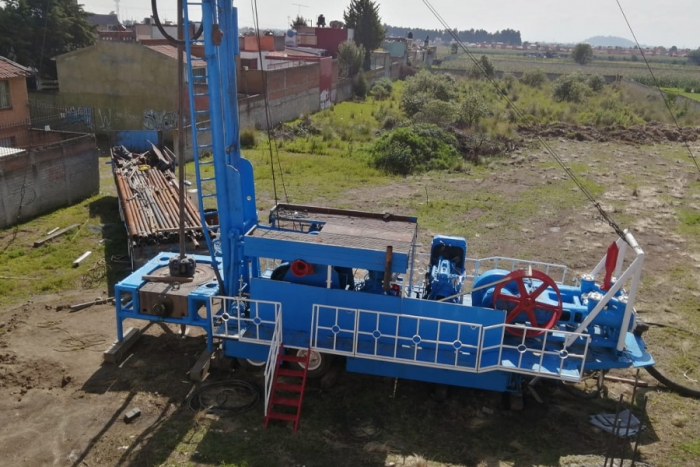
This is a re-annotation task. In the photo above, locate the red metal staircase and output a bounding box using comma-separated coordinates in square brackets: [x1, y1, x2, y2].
[264, 345, 310, 432]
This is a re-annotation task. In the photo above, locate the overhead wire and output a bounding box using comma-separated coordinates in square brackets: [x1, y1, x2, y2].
[614, 0, 699, 174]
[251, 0, 289, 204]
[419, 0, 629, 243]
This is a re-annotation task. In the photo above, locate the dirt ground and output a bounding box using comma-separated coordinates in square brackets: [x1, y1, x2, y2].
[2, 137, 700, 467]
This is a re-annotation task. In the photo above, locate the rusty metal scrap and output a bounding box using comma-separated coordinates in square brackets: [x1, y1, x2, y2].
[112, 147, 204, 247]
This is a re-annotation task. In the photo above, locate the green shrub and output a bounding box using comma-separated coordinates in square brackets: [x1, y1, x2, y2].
[520, 68, 547, 87]
[371, 124, 459, 175]
[587, 74, 605, 92]
[353, 72, 368, 99]
[502, 73, 517, 91]
[401, 91, 433, 117]
[412, 99, 456, 127]
[456, 91, 490, 127]
[240, 129, 256, 148]
[370, 79, 393, 100]
[552, 73, 590, 103]
[403, 70, 456, 101]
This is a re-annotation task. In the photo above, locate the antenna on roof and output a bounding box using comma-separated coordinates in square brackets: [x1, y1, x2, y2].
[292, 3, 309, 15]
[114, 0, 120, 21]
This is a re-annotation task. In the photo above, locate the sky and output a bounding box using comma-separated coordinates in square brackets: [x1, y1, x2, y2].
[81, 0, 700, 49]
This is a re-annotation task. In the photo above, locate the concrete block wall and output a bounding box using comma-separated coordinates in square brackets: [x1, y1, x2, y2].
[238, 87, 320, 130]
[0, 134, 99, 228]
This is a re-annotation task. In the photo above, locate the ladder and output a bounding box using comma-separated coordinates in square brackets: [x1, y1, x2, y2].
[183, 2, 225, 286]
[264, 345, 311, 433]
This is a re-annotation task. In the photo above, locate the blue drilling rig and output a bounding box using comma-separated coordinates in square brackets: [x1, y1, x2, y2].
[112, 0, 654, 431]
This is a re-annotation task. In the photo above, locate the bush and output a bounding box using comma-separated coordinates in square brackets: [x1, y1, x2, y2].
[587, 74, 605, 92]
[552, 73, 590, 103]
[502, 73, 517, 91]
[456, 91, 490, 127]
[240, 129, 256, 148]
[412, 99, 456, 127]
[403, 70, 456, 101]
[353, 71, 368, 99]
[371, 124, 459, 175]
[338, 40, 365, 78]
[370, 78, 393, 100]
[520, 68, 547, 87]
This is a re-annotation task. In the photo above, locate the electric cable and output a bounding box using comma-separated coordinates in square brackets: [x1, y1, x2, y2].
[187, 379, 261, 415]
[612, 0, 700, 399]
[419, 0, 629, 244]
[251, 0, 289, 204]
[420, 0, 700, 399]
[614, 0, 699, 174]
[151, 0, 203, 46]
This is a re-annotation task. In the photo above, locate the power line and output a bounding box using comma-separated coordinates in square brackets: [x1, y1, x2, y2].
[419, 0, 629, 243]
[614, 0, 699, 174]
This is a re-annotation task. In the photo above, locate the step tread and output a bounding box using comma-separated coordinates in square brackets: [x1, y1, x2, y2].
[277, 368, 305, 377]
[271, 396, 301, 407]
[266, 411, 297, 422]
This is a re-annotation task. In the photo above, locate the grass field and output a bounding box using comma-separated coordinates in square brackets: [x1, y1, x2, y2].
[2, 76, 700, 466]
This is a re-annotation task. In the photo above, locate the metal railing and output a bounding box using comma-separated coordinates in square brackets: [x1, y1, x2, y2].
[408, 253, 569, 297]
[263, 307, 283, 417]
[566, 230, 644, 351]
[311, 305, 483, 373]
[210, 296, 281, 342]
[479, 324, 590, 382]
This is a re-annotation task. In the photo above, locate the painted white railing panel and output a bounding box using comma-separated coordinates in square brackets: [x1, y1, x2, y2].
[210, 296, 282, 343]
[311, 304, 483, 373]
[479, 324, 590, 382]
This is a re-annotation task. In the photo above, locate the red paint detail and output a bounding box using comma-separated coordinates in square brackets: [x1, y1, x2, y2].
[492, 269, 563, 338]
[601, 242, 619, 291]
[290, 259, 314, 277]
[264, 344, 311, 433]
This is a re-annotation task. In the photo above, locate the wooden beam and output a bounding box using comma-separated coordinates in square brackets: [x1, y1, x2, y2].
[33, 223, 80, 247]
[103, 327, 142, 364]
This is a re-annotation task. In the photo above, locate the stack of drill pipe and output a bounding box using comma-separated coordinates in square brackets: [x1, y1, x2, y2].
[112, 149, 204, 246]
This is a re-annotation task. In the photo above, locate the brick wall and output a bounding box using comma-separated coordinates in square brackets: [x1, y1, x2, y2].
[0, 134, 99, 228]
[238, 63, 321, 100]
[0, 76, 30, 125]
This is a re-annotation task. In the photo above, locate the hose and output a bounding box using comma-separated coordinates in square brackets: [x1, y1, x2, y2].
[151, 0, 203, 46]
[635, 323, 700, 399]
[187, 379, 262, 416]
[644, 365, 700, 399]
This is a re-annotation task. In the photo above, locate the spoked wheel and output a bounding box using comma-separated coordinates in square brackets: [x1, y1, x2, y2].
[290, 349, 332, 380]
[492, 269, 563, 337]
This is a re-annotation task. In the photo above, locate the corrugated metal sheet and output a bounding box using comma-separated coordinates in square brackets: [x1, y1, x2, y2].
[0, 56, 31, 79]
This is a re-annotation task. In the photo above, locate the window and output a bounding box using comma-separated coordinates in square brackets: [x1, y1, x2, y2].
[0, 80, 10, 109]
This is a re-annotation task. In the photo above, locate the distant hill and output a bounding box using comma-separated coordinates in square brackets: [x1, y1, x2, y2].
[583, 36, 637, 48]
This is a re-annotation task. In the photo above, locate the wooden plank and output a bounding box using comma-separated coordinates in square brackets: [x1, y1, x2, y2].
[33, 223, 80, 247]
[189, 350, 213, 382]
[103, 327, 142, 364]
[72, 251, 92, 267]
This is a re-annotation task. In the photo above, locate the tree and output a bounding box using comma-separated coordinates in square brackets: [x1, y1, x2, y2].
[337, 40, 364, 78]
[290, 15, 308, 29]
[571, 43, 593, 65]
[688, 49, 700, 66]
[343, 0, 385, 71]
[670, 45, 678, 54]
[450, 42, 458, 54]
[0, 0, 95, 78]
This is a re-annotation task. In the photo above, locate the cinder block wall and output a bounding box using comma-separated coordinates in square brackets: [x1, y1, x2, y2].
[0, 134, 99, 228]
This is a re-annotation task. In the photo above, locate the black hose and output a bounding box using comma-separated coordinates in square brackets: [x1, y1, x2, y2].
[633, 322, 700, 399]
[645, 365, 700, 399]
[151, 0, 203, 46]
[187, 379, 262, 416]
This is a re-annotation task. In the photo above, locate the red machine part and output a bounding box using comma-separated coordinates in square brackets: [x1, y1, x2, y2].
[492, 269, 563, 337]
[601, 242, 619, 292]
[290, 259, 314, 278]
